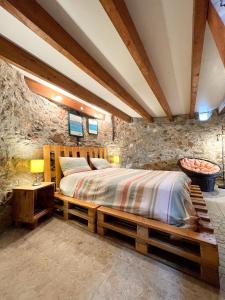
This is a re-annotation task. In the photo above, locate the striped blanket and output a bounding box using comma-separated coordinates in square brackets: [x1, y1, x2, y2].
[60, 168, 197, 227]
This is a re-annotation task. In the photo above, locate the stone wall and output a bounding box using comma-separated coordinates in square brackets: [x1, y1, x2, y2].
[1, 58, 225, 232]
[0, 60, 113, 231]
[114, 114, 224, 170]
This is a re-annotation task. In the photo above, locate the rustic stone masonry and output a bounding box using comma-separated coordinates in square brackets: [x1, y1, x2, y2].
[0, 60, 112, 231]
[0, 58, 225, 231]
[114, 113, 225, 170]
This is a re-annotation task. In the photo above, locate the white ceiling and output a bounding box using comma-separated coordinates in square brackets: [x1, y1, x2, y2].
[125, 0, 193, 115]
[0, 0, 224, 118]
[196, 24, 225, 113]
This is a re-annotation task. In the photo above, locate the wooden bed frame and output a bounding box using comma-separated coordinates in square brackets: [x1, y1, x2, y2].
[43, 144, 220, 287]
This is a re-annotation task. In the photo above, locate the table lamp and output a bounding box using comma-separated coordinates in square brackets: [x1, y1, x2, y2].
[113, 155, 120, 164]
[30, 159, 44, 186]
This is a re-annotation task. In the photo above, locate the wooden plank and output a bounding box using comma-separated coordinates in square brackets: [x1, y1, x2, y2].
[199, 220, 214, 233]
[54, 192, 99, 209]
[72, 147, 78, 158]
[25, 77, 105, 120]
[100, 0, 173, 121]
[191, 184, 201, 189]
[43, 145, 51, 182]
[33, 208, 52, 221]
[96, 205, 219, 286]
[190, 0, 209, 117]
[193, 204, 208, 213]
[200, 243, 219, 286]
[68, 208, 89, 220]
[0, 0, 152, 122]
[136, 225, 148, 253]
[191, 188, 201, 193]
[0, 36, 131, 122]
[197, 212, 211, 222]
[190, 192, 203, 198]
[97, 206, 217, 245]
[191, 199, 206, 206]
[147, 237, 201, 264]
[62, 146, 69, 157]
[53, 145, 62, 188]
[208, 0, 225, 67]
[98, 221, 137, 239]
[54, 192, 98, 232]
[43, 145, 107, 188]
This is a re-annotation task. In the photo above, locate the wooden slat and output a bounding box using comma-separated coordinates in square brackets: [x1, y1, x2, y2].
[208, 0, 225, 67]
[190, 0, 209, 117]
[78, 148, 88, 160]
[191, 192, 203, 198]
[54, 192, 99, 209]
[104, 148, 108, 159]
[62, 146, 69, 157]
[53, 145, 62, 188]
[193, 204, 208, 213]
[147, 237, 201, 264]
[97, 205, 219, 286]
[0, 35, 131, 122]
[98, 221, 137, 239]
[68, 208, 89, 220]
[25, 77, 105, 120]
[191, 199, 207, 206]
[43, 145, 107, 188]
[43, 145, 51, 182]
[190, 188, 202, 192]
[72, 147, 78, 158]
[191, 184, 201, 188]
[199, 220, 214, 233]
[0, 0, 152, 121]
[97, 206, 216, 245]
[100, 0, 173, 121]
[33, 208, 51, 220]
[191, 191, 203, 196]
[197, 212, 211, 222]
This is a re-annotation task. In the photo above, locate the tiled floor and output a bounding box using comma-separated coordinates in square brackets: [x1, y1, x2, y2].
[0, 190, 225, 300]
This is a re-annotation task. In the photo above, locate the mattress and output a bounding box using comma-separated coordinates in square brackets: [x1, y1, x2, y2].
[60, 168, 197, 227]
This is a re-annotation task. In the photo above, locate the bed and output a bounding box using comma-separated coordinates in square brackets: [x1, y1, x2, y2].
[60, 167, 197, 228]
[43, 144, 219, 287]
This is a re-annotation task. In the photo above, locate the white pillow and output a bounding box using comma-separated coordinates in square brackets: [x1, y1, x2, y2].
[59, 157, 91, 176]
[90, 158, 111, 170]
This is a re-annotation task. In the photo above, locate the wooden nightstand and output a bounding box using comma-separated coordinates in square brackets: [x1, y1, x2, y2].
[12, 182, 54, 228]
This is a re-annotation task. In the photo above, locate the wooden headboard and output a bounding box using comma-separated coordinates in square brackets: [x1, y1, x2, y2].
[43, 145, 107, 188]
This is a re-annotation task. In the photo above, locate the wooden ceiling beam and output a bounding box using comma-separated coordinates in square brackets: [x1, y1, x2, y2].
[0, 0, 152, 122]
[24, 77, 105, 120]
[208, 0, 225, 68]
[100, 0, 173, 121]
[190, 0, 208, 118]
[0, 35, 131, 122]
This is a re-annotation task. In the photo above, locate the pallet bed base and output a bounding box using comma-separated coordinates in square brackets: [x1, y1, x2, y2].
[54, 192, 99, 232]
[97, 185, 220, 287]
[43, 142, 219, 289]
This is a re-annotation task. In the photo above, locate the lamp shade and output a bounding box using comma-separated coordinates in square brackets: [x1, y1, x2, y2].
[113, 155, 120, 164]
[30, 160, 44, 173]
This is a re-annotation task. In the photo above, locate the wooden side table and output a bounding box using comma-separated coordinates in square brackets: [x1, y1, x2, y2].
[12, 182, 54, 228]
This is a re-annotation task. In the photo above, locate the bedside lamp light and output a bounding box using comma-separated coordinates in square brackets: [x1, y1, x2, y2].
[113, 155, 120, 164]
[30, 159, 44, 186]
